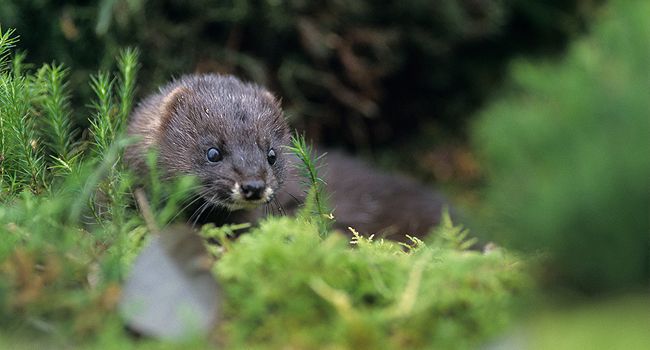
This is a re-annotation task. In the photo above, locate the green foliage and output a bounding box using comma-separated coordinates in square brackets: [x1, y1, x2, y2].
[0, 191, 121, 333]
[0, 70, 45, 194]
[210, 216, 528, 349]
[287, 133, 332, 236]
[36, 63, 76, 164]
[88, 71, 115, 157]
[0, 26, 529, 348]
[0, 27, 18, 73]
[88, 47, 138, 156]
[0, 0, 598, 150]
[0, 27, 140, 198]
[116, 47, 139, 133]
[473, 0, 650, 293]
[430, 208, 478, 251]
[0, 29, 147, 341]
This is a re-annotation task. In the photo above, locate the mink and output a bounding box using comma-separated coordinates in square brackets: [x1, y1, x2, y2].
[124, 74, 290, 226]
[124, 73, 449, 239]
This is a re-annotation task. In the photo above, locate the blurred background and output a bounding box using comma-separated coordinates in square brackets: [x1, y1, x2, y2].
[0, 0, 598, 190]
[1, 0, 648, 346]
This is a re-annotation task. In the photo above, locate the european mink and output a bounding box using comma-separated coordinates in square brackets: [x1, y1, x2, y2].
[124, 74, 447, 240]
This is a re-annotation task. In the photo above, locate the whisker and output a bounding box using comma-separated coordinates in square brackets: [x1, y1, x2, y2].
[191, 203, 210, 228]
[189, 200, 210, 228]
[168, 194, 205, 223]
[263, 202, 270, 218]
[273, 197, 286, 216]
[282, 189, 302, 206]
[204, 198, 218, 222]
[187, 202, 203, 225]
[223, 202, 232, 223]
[271, 201, 279, 217]
[156, 184, 204, 204]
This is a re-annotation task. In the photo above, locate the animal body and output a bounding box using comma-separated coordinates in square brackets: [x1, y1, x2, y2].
[124, 74, 448, 240]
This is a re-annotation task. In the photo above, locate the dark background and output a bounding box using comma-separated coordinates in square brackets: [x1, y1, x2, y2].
[0, 0, 597, 159]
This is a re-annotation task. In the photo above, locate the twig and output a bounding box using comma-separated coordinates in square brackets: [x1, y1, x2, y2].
[134, 188, 158, 234]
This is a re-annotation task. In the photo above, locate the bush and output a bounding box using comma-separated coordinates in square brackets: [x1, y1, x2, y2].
[0, 0, 598, 149]
[473, 0, 650, 293]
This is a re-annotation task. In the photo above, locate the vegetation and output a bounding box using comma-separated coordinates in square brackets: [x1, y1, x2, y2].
[0, 27, 528, 348]
[0, 0, 647, 348]
[207, 216, 527, 349]
[473, 0, 650, 293]
[0, 0, 599, 150]
[0, 26, 145, 345]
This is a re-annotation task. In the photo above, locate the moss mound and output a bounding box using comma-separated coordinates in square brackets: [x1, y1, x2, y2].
[210, 216, 528, 349]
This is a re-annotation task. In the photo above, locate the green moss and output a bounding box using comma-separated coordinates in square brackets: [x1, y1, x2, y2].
[209, 216, 528, 349]
[0, 25, 529, 348]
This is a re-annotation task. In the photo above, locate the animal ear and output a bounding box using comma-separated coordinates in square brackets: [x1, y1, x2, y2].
[262, 90, 281, 108]
[160, 85, 190, 127]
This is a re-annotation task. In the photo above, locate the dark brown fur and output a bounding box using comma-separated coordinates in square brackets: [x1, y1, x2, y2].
[125, 73, 448, 239]
[124, 74, 289, 215]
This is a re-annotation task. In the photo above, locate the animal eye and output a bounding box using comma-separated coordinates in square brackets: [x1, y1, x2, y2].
[267, 148, 277, 165]
[206, 147, 222, 163]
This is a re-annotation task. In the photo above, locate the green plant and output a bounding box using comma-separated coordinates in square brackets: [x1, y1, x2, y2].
[473, 0, 650, 293]
[0, 0, 599, 151]
[0, 27, 529, 348]
[0, 28, 144, 338]
[286, 133, 332, 236]
[35, 63, 76, 166]
[208, 215, 528, 349]
[198, 143, 528, 349]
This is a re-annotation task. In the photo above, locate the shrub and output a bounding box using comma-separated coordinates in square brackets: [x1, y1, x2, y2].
[473, 0, 650, 293]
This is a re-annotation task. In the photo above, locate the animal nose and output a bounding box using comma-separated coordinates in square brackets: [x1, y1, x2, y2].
[240, 180, 266, 200]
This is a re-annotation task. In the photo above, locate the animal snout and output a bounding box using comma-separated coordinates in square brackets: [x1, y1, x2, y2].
[240, 180, 266, 200]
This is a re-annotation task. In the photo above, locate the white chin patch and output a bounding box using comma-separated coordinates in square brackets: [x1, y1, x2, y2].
[228, 182, 274, 210]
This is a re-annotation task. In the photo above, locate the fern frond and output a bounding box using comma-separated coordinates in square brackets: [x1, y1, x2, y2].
[431, 207, 477, 250]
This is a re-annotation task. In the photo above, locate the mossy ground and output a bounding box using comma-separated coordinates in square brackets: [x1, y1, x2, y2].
[0, 27, 528, 348]
[2, 1, 648, 347]
[208, 216, 528, 349]
[0, 198, 529, 349]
